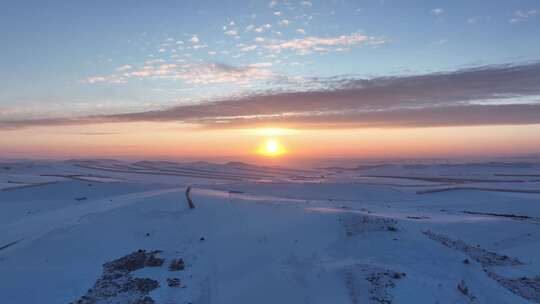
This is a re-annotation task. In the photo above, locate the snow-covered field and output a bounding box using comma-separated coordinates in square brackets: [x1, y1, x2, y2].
[1, 159, 540, 303]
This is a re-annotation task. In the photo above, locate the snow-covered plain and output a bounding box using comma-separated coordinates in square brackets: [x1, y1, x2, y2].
[1, 159, 540, 303]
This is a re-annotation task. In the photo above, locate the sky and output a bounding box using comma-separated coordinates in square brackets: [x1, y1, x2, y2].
[1, 0, 540, 162]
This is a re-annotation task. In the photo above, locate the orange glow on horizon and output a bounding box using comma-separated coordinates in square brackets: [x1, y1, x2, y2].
[1, 122, 540, 160]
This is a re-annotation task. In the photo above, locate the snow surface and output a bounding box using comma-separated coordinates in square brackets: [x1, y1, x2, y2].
[1, 159, 540, 303]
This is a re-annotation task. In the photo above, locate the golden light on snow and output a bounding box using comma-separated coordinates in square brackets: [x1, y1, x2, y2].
[258, 138, 286, 157]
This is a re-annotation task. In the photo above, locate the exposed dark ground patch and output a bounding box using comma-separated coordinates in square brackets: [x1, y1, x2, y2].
[340, 214, 399, 236]
[168, 258, 185, 271]
[70, 250, 165, 304]
[462, 211, 540, 223]
[417, 187, 540, 195]
[40, 174, 120, 183]
[406, 215, 430, 220]
[166, 278, 181, 288]
[486, 271, 540, 303]
[343, 264, 405, 304]
[424, 230, 540, 302]
[457, 279, 479, 303]
[360, 175, 525, 184]
[74, 164, 243, 181]
[495, 174, 540, 178]
[422, 230, 523, 267]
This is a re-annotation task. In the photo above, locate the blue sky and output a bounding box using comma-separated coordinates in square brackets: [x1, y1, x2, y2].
[1, 0, 540, 123]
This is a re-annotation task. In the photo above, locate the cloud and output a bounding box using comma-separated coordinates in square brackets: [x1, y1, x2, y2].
[239, 44, 258, 52]
[269, 0, 277, 8]
[115, 65, 132, 72]
[431, 39, 448, 46]
[81, 75, 126, 84]
[192, 44, 208, 49]
[77, 131, 121, 136]
[145, 59, 166, 65]
[296, 28, 306, 35]
[6, 62, 540, 130]
[82, 62, 272, 86]
[166, 63, 272, 85]
[266, 33, 384, 55]
[510, 9, 538, 23]
[300, 1, 312, 7]
[82, 76, 107, 84]
[431, 8, 444, 16]
[189, 35, 200, 44]
[248, 62, 272, 68]
[278, 19, 290, 26]
[254, 24, 271, 33]
[224, 30, 238, 37]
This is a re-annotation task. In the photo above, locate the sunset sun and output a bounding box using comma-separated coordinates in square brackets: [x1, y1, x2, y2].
[258, 139, 286, 157]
